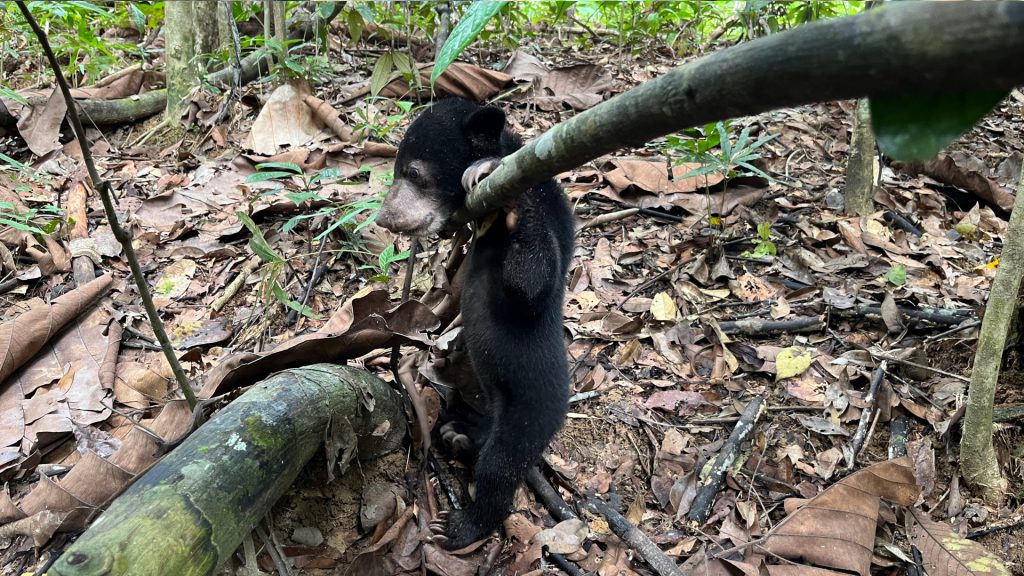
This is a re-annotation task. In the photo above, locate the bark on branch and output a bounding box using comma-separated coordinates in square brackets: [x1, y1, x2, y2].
[456, 2, 1024, 224]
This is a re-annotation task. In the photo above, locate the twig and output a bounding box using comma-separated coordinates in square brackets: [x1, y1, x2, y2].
[285, 238, 328, 326]
[835, 303, 974, 326]
[717, 315, 824, 336]
[545, 550, 583, 575]
[849, 361, 886, 467]
[965, 503, 1024, 539]
[390, 241, 431, 458]
[255, 522, 292, 576]
[688, 396, 765, 524]
[585, 496, 683, 576]
[16, 2, 197, 409]
[870, 350, 970, 383]
[578, 207, 640, 229]
[924, 319, 981, 343]
[525, 466, 576, 522]
[888, 413, 909, 458]
[211, 256, 260, 313]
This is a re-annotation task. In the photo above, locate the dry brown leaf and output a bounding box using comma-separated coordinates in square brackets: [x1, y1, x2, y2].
[113, 359, 173, 408]
[109, 399, 191, 474]
[0, 274, 112, 385]
[908, 508, 1011, 576]
[0, 400, 189, 548]
[200, 290, 440, 397]
[16, 88, 67, 156]
[533, 63, 613, 111]
[381, 62, 511, 102]
[603, 158, 713, 195]
[423, 543, 481, 576]
[244, 81, 329, 155]
[760, 457, 921, 576]
[0, 509, 69, 547]
[532, 518, 588, 555]
[897, 153, 1016, 213]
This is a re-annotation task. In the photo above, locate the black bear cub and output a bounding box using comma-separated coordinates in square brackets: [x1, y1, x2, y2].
[377, 98, 575, 550]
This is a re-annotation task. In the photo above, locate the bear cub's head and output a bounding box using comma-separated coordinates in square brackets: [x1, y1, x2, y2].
[377, 98, 508, 237]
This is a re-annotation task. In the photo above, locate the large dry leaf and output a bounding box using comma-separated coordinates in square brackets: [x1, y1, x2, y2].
[897, 153, 1015, 213]
[759, 457, 921, 576]
[604, 159, 714, 195]
[0, 274, 112, 386]
[13, 306, 120, 435]
[4, 69, 151, 156]
[908, 508, 1011, 576]
[0, 401, 191, 545]
[199, 290, 440, 397]
[244, 81, 330, 155]
[380, 62, 511, 102]
[534, 63, 613, 111]
[16, 88, 67, 156]
[133, 168, 247, 232]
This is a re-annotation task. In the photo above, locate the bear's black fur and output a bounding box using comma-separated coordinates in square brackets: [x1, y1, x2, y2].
[377, 98, 575, 550]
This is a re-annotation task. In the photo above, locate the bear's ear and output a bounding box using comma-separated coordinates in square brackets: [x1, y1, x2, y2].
[463, 106, 506, 147]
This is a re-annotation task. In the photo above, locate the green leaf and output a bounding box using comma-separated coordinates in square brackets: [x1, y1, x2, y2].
[256, 162, 303, 173]
[871, 91, 1006, 161]
[236, 212, 284, 264]
[346, 7, 364, 43]
[0, 217, 43, 234]
[885, 264, 907, 286]
[309, 167, 342, 185]
[40, 219, 61, 234]
[431, 1, 507, 85]
[245, 171, 296, 184]
[272, 284, 322, 319]
[0, 86, 28, 105]
[370, 52, 394, 97]
[378, 243, 395, 271]
[128, 3, 146, 30]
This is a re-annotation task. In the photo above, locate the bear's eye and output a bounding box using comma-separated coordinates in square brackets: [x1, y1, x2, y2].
[407, 166, 421, 180]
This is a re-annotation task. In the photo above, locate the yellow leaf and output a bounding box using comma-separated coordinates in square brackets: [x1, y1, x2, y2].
[776, 346, 813, 381]
[650, 291, 677, 321]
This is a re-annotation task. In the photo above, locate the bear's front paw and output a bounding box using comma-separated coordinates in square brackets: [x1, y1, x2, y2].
[429, 509, 493, 551]
[461, 158, 503, 193]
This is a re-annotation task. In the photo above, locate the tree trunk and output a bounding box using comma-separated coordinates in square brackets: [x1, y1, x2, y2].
[960, 164, 1024, 502]
[843, 99, 877, 215]
[192, 0, 222, 74]
[164, 0, 197, 121]
[49, 364, 406, 576]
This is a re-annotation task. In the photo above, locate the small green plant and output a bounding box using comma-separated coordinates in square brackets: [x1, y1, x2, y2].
[741, 222, 777, 258]
[245, 162, 406, 283]
[0, 200, 63, 235]
[236, 211, 320, 319]
[657, 121, 726, 162]
[258, 38, 332, 83]
[245, 162, 383, 242]
[351, 99, 415, 145]
[682, 122, 777, 183]
[370, 51, 416, 97]
[360, 243, 411, 283]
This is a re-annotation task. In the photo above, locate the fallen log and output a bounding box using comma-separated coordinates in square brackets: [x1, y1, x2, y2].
[49, 363, 405, 576]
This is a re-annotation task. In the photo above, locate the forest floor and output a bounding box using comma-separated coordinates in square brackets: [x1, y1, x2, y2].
[1, 15, 1023, 576]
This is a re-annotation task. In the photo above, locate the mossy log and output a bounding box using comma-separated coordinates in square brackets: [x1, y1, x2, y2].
[49, 364, 406, 576]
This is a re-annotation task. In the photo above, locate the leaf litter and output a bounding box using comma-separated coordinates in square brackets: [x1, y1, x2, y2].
[0, 15, 1022, 576]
